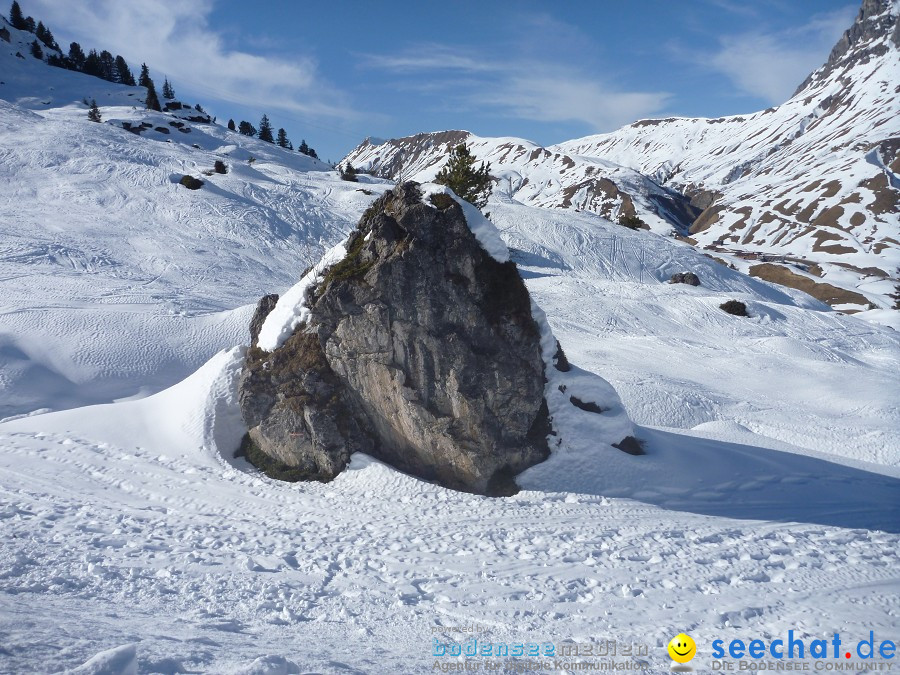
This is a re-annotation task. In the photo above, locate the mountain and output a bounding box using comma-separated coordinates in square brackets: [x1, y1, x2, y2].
[342, 131, 701, 235]
[342, 0, 900, 314]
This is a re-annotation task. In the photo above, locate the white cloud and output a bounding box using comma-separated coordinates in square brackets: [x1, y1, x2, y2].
[478, 70, 670, 131]
[26, 0, 355, 119]
[362, 45, 494, 73]
[707, 7, 856, 104]
[362, 46, 670, 132]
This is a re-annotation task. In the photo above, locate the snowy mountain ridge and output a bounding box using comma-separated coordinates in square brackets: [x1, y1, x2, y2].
[343, 0, 900, 313]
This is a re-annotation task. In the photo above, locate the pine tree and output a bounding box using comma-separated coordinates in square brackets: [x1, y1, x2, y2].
[162, 78, 175, 100]
[238, 120, 256, 136]
[145, 80, 161, 111]
[9, 1, 26, 30]
[138, 63, 151, 88]
[37, 22, 58, 50]
[340, 163, 358, 182]
[87, 99, 101, 123]
[258, 114, 274, 143]
[227, 119, 236, 131]
[29, 39, 42, 59]
[99, 50, 115, 81]
[68, 42, 86, 71]
[298, 139, 309, 155]
[82, 49, 102, 77]
[308, 147, 318, 159]
[114, 56, 135, 85]
[23, 14, 33, 32]
[276, 127, 289, 148]
[434, 144, 493, 209]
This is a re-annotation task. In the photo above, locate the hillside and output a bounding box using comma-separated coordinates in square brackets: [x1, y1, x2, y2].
[0, 16, 377, 418]
[342, 0, 900, 315]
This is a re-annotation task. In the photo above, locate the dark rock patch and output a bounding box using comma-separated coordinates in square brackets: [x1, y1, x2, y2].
[249, 294, 278, 347]
[719, 300, 749, 316]
[553, 340, 570, 372]
[569, 396, 607, 414]
[669, 272, 701, 286]
[613, 436, 645, 456]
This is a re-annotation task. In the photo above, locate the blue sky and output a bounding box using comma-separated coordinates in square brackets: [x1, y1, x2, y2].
[28, 0, 858, 162]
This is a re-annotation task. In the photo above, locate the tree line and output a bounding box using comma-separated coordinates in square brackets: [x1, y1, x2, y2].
[10, 1, 321, 154]
[227, 115, 318, 158]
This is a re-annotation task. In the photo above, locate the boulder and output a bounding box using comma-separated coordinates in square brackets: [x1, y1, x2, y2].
[238, 183, 551, 495]
[720, 299, 749, 316]
[669, 271, 701, 286]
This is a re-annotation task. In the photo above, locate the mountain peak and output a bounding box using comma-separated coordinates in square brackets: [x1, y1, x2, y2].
[794, 0, 899, 95]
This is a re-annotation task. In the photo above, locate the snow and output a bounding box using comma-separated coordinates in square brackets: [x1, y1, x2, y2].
[66, 644, 138, 675]
[1, 18, 899, 675]
[255, 239, 349, 352]
[0, 344, 897, 672]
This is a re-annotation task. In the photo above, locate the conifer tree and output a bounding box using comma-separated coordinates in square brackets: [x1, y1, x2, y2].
[162, 78, 175, 100]
[8, 1, 26, 30]
[227, 119, 236, 131]
[82, 49, 102, 77]
[434, 144, 493, 209]
[145, 82, 161, 111]
[68, 42, 86, 71]
[114, 56, 135, 85]
[276, 127, 289, 148]
[29, 38, 42, 59]
[238, 120, 256, 136]
[87, 99, 101, 123]
[23, 14, 33, 32]
[138, 63, 151, 88]
[37, 22, 58, 50]
[258, 114, 274, 143]
[298, 139, 309, 155]
[99, 50, 115, 81]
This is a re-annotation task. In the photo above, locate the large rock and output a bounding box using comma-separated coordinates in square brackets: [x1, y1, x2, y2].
[239, 183, 551, 495]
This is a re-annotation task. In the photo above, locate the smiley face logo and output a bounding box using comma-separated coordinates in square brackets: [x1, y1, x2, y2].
[668, 633, 696, 663]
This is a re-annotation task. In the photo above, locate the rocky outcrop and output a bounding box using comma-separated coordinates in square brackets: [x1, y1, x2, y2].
[795, 0, 899, 94]
[239, 183, 551, 495]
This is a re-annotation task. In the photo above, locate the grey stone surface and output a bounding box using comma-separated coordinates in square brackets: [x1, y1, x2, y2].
[239, 183, 550, 494]
[248, 293, 279, 347]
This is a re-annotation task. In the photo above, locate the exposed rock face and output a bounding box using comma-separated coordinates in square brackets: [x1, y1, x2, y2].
[795, 0, 899, 94]
[249, 293, 279, 347]
[239, 183, 551, 495]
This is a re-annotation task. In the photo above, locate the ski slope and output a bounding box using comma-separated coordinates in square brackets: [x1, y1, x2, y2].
[0, 20, 389, 419]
